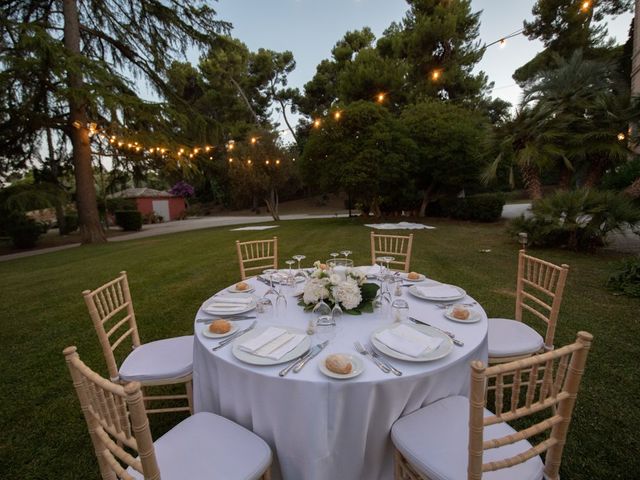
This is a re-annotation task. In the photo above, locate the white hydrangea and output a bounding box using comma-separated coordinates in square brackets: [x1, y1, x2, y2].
[348, 268, 365, 285]
[303, 278, 330, 305]
[332, 278, 362, 310]
[329, 273, 342, 285]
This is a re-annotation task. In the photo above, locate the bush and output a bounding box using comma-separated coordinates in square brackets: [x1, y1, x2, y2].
[607, 258, 640, 297]
[6, 214, 46, 248]
[602, 157, 640, 191]
[427, 193, 505, 222]
[115, 210, 142, 231]
[509, 189, 640, 250]
[59, 214, 78, 235]
[104, 198, 137, 213]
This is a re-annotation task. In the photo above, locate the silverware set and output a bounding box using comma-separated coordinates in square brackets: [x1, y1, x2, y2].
[435, 302, 477, 309]
[196, 315, 256, 324]
[409, 316, 464, 347]
[278, 340, 329, 376]
[211, 320, 257, 351]
[354, 341, 402, 376]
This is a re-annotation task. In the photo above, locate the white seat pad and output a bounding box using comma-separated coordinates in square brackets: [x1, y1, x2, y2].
[119, 335, 193, 382]
[488, 318, 544, 358]
[391, 396, 544, 480]
[127, 412, 271, 480]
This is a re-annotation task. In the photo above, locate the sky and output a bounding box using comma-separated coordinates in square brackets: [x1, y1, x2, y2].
[207, 0, 633, 137]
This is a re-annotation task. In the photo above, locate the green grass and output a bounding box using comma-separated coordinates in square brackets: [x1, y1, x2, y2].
[1, 217, 638, 479]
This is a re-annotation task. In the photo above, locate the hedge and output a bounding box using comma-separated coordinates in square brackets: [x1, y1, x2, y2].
[115, 210, 142, 231]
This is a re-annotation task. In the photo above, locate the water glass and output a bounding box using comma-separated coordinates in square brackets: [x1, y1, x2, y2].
[391, 299, 409, 324]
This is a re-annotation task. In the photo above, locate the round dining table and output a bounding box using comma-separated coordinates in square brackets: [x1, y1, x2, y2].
[193, 273, 488, 480]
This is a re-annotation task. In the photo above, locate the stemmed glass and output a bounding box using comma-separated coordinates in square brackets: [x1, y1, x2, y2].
[285, 259, 295, 282]
[293, 254, 306, 270]
[331, 303, 343, 321]
[330, 252, 339, 261]
[312, 289, 331, 317]
[262, 268, 279, 298]
[340, 249, 352, 259]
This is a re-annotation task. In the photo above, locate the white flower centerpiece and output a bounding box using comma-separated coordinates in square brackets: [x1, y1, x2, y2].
[299, 261, 379, 315]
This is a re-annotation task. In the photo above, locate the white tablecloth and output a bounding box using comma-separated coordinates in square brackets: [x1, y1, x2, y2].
[193, 277, 488, 480]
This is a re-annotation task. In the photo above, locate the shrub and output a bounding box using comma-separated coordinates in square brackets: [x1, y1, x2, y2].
[6, 214, 46, 248]
[509, 189, 640, 250]
[115, 210, 142, 231]
[59, 214, 79, 234]
[104, 198, 137, 213]
[427, 193, 505, 222]
[607, 258, 640, 297]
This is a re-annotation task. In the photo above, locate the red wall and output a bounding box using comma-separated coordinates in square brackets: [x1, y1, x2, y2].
[133, 197, 185, 221]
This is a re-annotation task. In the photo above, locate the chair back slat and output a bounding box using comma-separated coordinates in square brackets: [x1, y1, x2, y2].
[236, 237, 278, 280]
[468, 332, 593, 480]
[370, 232, 414, 272]
[64, 347, 161, 480]
[83, 272, 141, 381]
[515, 250, 569, 350]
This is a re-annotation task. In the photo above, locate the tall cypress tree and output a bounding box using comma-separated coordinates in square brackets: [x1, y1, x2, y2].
[1, 1, 229, 243]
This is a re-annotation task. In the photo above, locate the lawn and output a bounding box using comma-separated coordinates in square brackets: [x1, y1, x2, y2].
[1, 217, 638, 479]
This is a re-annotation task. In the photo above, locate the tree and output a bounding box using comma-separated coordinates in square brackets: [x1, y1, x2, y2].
[515, 0, 633, 83]
[2, 1, 230, 243]
[301, 101, 416, 216]
[377, 0, 490, 102]
[401, 100, 489, 214]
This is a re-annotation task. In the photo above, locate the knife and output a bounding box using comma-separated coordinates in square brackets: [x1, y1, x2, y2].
[409, 316, 464, 347]
[292, 341, 329, 373]
[278, 340, 328, 377]
[211, 320, 257, 351]
[196, 315, 256, 324]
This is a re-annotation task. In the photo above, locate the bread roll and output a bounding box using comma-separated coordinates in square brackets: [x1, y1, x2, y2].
[209, 319, 231, 334]
[325, 354, 352, 374]
[451, 306, 470, 320]
[407, 272, 420, 280]
[235, 281, 249, 291]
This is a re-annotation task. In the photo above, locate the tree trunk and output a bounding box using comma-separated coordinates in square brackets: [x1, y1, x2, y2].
[228, 75, 261, 125]
[277, 98, 298, 144]
[264, 188, 280, 221]
[521, 165, 543, 200]
[63, 0, 106, 243]
[418, 183, 435, 217]
[624, 176, 640, 198]
[558, 165, 572, 190]
[371, 197, 382, 217]
[583, 160, 605, 188]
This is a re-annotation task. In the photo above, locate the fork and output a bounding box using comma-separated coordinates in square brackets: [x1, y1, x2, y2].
[366, 343, 402, 376]
[435, 302, 477, 309]
[211, 320, 257, 351]
[354, 341, 390, 373]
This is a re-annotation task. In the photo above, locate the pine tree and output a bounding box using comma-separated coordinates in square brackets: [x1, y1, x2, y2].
[1, 0, 229, 243]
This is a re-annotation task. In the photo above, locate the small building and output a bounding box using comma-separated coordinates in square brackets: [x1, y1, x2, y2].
[109, 188, 186, 221]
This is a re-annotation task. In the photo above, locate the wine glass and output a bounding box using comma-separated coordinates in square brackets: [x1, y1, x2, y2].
[331, 303, 343, 320]
[314, 315, 336, 344]
[262, 268, 278, 298]
[330, 252, 339, 261]
[285, 259, 295, 282]
[292, 254, 306, 270]
[312, 288, 331, 317]
[384, 256, 395, 272]
[340, 249, 352, 259]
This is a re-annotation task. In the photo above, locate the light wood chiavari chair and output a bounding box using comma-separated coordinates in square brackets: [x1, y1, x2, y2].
[392, 331, 593, 480]
[236, 237, 278, 280]
[370, 232, 414, 272]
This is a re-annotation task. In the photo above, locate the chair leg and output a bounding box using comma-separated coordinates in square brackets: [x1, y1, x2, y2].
[261, 466, 272, 480]
[185, 379, 193, 415]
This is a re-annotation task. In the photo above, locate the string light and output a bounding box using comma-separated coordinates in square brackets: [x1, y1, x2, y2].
[499, 38, 507, 48]
[376, 93, 385, 103]
[228, 157, 233, 163]
[265, 160, 270, 165]
[276, 159, 280, 165]
[251, 137, 258, 144]
[617, 132, 626, 141]
[581, 1, 591, 12]
[334, 111, 342, 120]
[247, 159, 252, 165]
[431, 69, 442, 81]
[313, 118, 321, 128]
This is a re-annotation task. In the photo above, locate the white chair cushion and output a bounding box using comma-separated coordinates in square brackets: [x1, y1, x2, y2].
[488, 318, 544, 358]
[119, 335, 193, 382]
[127, 412, 271, 480]
[391, 396, 544, 480]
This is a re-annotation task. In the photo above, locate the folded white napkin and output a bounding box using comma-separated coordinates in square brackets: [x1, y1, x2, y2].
[211, 295, 253, 305]
[416, 284, 460, 299]
[375, 324, 443, 357]
[204, 304, 246, 313]
[239, 327, 306, 360]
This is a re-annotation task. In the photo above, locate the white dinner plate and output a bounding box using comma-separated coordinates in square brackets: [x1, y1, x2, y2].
[370, 324, 453, 362]
[231, 326, 311, 366]
[444, 306, 483, 324]
[318, 354, 364, 379]
[227, 285, 256, 294]
[201, 294, 257, 316]
[408, 284, 467, 302]
[400, 272, 426, 282]
[202, 323, 239, 338]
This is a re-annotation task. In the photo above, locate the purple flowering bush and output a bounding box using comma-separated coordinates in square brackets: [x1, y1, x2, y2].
[169, 181, 195, 198]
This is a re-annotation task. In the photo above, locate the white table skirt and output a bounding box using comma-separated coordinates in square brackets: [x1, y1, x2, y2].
[193, 276, 488, 480]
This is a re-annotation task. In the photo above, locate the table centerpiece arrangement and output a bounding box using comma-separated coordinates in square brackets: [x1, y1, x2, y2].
[298, 260, 379, 315]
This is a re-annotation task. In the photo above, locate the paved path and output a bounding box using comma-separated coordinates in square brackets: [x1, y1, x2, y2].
[0, 212, 349, 262]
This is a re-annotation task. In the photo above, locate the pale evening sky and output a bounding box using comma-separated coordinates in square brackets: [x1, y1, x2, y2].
[180, 0, 634, 138]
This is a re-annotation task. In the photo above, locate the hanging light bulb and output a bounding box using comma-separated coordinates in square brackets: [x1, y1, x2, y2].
[265, 160, 270, 165]
[499, 38, 507, 48]
[251, 137, 257, 144]
[617, 132, 626, 141]
[334, 111, 342, 120]
[247, 159, 252, 165]
[431, 69, 442, 81]
[580, 1, 591, 12]
[313, 118, 321, 128]
[228, 157, 233, 163]
[376, 93, 385, 103]
[275, 159, 281, 165]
